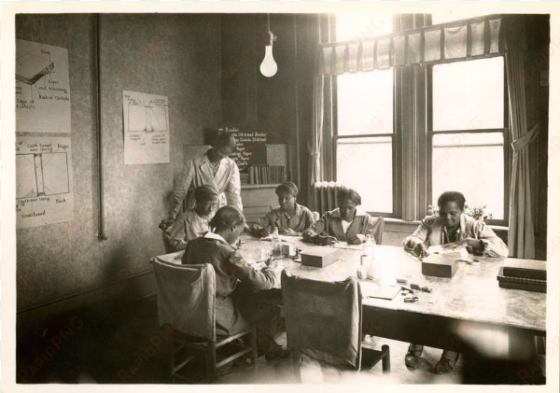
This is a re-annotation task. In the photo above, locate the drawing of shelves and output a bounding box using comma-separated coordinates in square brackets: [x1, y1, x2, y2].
[16, 153, 69, 199]
[16, 53, 54, 85]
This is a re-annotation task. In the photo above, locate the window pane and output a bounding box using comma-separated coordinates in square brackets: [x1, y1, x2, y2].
[432, 133, 504, 220]
[336, 12, 393, 42]
[433, 57, 504, 131]
[432, 12, 491, 25]
[337, 137, 392, 213]
[337, 70, 393, 135]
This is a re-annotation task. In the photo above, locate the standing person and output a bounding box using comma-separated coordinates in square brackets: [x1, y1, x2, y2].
[249, 181, 316, 237]
[303, 187, 385, 246]
[182, 206, 286, 358]
[167, 185, 219, 252]
[160, 132, 242, 231]
[402, 191, 508, 374]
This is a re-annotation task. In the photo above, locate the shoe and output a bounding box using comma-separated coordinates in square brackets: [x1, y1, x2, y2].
[434, 352, 460, 374]
[404, 345, 423, 370]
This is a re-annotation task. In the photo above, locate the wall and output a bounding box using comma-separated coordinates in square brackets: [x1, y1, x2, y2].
[16, 14, 222, 337]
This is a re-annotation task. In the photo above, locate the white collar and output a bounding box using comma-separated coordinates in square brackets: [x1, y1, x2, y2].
[332, 207, 367, 219]
[204, 231, 228, 244]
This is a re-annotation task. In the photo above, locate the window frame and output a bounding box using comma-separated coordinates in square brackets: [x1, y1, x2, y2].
[332, 71, 401, 219]
[426, 58, 510, 226]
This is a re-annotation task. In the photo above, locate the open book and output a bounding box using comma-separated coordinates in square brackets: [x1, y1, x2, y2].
[427, 244, 472, 261]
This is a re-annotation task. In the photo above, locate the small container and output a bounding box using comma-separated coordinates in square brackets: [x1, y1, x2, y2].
[357, 255, 368, 279]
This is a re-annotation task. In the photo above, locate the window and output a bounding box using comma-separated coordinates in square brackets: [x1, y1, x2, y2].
[430, 57, 507, 222]
[335, 14, 395, 215]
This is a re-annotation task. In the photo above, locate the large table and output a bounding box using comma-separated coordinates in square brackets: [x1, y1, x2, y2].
[155, 235, 546, 358]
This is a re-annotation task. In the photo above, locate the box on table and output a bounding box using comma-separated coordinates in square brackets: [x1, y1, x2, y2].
[421, 252, 460, 278]
[300, 248, 345, 268]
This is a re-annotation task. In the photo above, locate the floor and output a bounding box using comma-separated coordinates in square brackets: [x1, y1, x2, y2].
[17, 295, 469, 384]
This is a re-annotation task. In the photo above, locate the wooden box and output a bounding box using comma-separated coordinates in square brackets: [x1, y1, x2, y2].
[300, 248, 344, 268]
[421, 253, 459, 278]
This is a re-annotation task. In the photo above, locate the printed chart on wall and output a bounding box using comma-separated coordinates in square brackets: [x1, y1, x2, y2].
[123, 91, 170, 165]
[16, 137, 74, 229]
[16, 39, 71, 133]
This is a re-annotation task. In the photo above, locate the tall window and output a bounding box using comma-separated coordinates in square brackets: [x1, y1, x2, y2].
[430, 57, 507, 222]
[335, 13, 395, 215]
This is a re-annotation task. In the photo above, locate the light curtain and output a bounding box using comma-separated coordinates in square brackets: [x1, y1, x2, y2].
[505, 51, 540, 259]
[318, 15, 503, 75]
[308, 71, 324, 210]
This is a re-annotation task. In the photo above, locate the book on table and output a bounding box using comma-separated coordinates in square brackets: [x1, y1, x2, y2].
[502, 259, 546, 281]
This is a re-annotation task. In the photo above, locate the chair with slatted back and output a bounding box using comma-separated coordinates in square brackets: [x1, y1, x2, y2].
[281, 269, 390, 381]
[152, 257, 257, 382]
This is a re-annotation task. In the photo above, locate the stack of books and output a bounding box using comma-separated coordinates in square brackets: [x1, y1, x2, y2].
[248, 165, 286, 185]
[497, 260, 546, 293]
[240, 172, 249, 185]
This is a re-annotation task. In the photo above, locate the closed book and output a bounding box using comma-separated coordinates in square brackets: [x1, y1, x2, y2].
[502, 259, 546, 281]
[498, 281, 546, 294]
[497, 268, 546, 286]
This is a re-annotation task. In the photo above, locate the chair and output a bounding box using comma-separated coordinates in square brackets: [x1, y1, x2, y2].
[152, 258, 258, 382]
[372, 217, 385, 246]
[281, 270, 390, 381]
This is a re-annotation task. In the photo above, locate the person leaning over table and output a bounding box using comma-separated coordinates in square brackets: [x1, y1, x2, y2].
[302, 187, 385, 245]
[159, 132, 242, 232]
[402, 190, 509, 374]
[249, 181, 316, 237]
[182, 206, 288, 360]
[167, 185, 219, 252]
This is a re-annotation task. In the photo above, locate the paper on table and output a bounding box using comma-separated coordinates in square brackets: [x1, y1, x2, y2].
[427, 244, 471, 261]
[360, 281, 401, 300]
[260, 234, 292, 242]
[333, 242, 363, 251]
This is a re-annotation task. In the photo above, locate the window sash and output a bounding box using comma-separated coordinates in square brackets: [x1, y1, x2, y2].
[333, 134, 398, 218]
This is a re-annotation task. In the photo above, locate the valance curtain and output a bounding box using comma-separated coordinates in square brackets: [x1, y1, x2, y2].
[317, 15, 504, 75]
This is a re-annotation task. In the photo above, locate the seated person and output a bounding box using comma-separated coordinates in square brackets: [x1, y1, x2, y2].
[249, 181, 316, 237]
[303, 187, 384, 246]
[182, 206, 285, 357]
[168, 185, 218, 252]
[402, 191, 509, 374]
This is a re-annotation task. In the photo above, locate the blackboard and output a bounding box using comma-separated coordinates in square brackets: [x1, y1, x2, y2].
[204, 126, 267, 172]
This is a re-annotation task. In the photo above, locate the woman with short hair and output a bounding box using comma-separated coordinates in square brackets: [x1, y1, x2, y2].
[249, 181, 316, 237]
[303, 187, 384, 245]
[402, 191, 508, 374]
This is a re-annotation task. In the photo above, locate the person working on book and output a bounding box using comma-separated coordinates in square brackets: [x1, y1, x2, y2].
[302, 187, 384, 246]
[402, 190, 509, 374]
[160, 132, 242, 232]
[167, 185, 219, 252]
[249, 181, 316, 237]
[182, 206, 287, 359]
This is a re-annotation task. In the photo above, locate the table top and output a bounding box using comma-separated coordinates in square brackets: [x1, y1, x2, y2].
[154, 235, 546, 334]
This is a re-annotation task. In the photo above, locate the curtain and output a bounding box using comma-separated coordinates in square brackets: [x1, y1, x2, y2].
[505, 51, 540, 259]
[318, 15, 503, 75]
[308, 70, 324, 210]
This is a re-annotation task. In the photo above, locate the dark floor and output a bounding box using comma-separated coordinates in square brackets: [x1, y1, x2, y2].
[16, 295, 545, 384]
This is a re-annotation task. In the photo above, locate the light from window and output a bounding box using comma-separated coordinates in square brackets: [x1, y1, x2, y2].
[432, 12, 491, 25]
[337, 137, 393, 214]
[337, 71, 393, 136]
[336, 12, 393, 42]
[432, 133, 504, 220]
[433, 57, 504, 131]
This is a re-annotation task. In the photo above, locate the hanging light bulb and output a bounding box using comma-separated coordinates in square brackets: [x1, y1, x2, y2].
[260, 15, 277, 78]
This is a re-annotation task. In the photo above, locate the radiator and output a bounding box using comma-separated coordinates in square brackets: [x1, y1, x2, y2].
[313, 181, 344, 215]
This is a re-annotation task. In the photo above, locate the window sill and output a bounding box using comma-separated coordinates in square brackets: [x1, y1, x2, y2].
[382, 217, 509, 234]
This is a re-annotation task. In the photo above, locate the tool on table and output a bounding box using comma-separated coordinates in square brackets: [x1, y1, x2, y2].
[404, 296, 419, 303]
[400, 286, 415, 295]
[410, 283, 432, 293]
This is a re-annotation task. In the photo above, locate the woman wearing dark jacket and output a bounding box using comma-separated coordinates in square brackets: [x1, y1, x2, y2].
[182, 206, 284, 356]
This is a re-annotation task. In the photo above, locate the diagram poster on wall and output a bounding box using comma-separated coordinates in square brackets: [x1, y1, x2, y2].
[123, 90, 170, 165]
[16, 137, 74, 229]
[16, 39, 71, 134]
